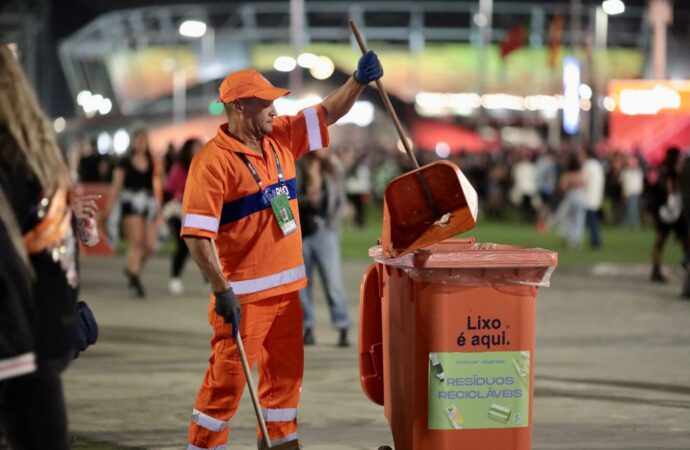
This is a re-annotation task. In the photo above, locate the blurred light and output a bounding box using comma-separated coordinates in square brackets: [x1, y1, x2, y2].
[161, 58, 176, 72]
[335, 101, 374, 127]
[534, 95, 560, 112]
[541, 108, 558, 120]
[7, 43, 18, 59]
[602, 0, 625, 15]
[415, 92, 481, 116]
[473, 13, 488, 27]
[618, 84, 681, 115]
[482, 94, 525, 111]
[76, 90, 92, 106]
[179, 20, 207, 38]
[563, 56, 581, 135]
[121, 101, 134, 115]
[273, 56, 297, 72]
[435, 141, 451, 158]
[580, 99, 592, 111]
[396, 137, 413, 154]
[603, 96, 616, 111]
[274, 94, 322, 116]
[209, 101, 224, 116]
[83, 94, 103, 114]
[297, 53, 320, 68]
[309, 56, 335, 80]
[98, 98, 112, 115]
[53, 117, 66, 133]
[113, 129, 130, 154]
[97, 132, 111, 154]
[578, 84, 593, 100]
[415, 92, 568, 117]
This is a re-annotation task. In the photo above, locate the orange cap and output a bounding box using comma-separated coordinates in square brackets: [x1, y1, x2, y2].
[218, 69, 290, 103]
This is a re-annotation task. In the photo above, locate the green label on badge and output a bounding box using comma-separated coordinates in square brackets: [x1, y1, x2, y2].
[270, 192, 297, 236]
[428, 351, 530, 430]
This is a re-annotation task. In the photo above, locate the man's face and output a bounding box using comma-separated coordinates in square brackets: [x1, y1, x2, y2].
[237, 97, 277, 137]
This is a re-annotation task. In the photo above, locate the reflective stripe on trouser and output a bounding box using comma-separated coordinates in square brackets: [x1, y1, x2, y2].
[188, 291, 304, 449]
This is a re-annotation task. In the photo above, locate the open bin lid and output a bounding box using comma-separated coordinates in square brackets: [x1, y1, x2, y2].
[370, 238, 559, 287]
[381, 161, 478, 258]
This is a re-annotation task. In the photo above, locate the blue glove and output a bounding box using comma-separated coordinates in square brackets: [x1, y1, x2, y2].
[214, 288, 241, 338]
[354, 50, 383, 85]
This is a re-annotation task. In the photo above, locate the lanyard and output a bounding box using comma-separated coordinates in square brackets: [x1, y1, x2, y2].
[239, 142, 284, 192]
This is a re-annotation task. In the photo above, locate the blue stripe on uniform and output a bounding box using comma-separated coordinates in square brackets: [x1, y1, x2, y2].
[219, 178, 297, 226]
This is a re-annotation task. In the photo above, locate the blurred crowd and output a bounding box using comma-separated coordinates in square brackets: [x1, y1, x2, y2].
[66, 134, 690, 289]
[69, 136, 690, 227]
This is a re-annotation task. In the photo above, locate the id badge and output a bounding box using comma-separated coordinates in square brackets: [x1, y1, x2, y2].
[270, 192, 298, 236]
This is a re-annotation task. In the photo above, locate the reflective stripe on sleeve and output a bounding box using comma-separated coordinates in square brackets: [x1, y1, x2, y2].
[191, 408, 227, 432]
[304, 107, 323, 151]
[187, 444, 226, 450]
[262, 407, 297, 422]
[228, 265, 306, 295]
[183, 214, 220, 232]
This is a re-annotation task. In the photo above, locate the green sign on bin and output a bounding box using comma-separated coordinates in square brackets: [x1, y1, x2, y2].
[428, 351, 530, 430]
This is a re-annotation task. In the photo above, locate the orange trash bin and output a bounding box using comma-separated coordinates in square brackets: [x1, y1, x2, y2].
[359, 238, 557, 450]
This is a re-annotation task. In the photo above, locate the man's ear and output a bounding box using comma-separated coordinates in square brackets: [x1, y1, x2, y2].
[231, 99, 244, 113]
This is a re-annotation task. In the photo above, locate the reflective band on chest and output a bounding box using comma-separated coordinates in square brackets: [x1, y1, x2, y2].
[219, 178, 297, 226]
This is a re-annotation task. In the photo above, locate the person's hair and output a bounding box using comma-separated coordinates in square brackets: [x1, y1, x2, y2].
[565, 153, 582, 172]
[128, 127, 151, 156]
[300, 150, 336, 176]
[0, 44, 70, 190]
[663, 146, 681, 169]
[178, 138, 201, 169]
[298, 151, 338, 194]
[0, 43, 71, 272]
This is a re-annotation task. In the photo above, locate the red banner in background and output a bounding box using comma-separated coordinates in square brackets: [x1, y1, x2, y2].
[500, 25, 528, 59]
[607, 80, 690, 164]
[548, 14, 564, 67]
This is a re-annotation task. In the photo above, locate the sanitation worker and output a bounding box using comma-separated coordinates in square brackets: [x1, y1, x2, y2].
[182, 51, 383, 449]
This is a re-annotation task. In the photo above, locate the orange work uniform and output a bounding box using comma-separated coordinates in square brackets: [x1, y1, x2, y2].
[182, 105, 329, 449]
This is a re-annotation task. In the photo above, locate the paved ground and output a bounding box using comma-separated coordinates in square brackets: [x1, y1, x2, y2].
[65, 254, 690, 450]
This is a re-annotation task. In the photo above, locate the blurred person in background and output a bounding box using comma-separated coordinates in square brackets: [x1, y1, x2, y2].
[0, 43, 94, 449]
[102, 128, 162, 298]
[605, 152, 626, 224]
[372, 144, 402, 204]
[680, 150, 690, 298]
[582, 147, 605, 249]
[620, 154, 644, 230]
[342, 146, 371, 228]
[649, 147, 689, 283]
[77, 137, 101, 182]
[509, 147, 539, 223]
[296, 148, 350, 347]
[163, 138, 202, 295]
[485, 154, 511, 219]
[467, 151, 490, 206]
[534, 147, 558, 232]
[554, 153, 586, 248]
[163, 142, 176, 175]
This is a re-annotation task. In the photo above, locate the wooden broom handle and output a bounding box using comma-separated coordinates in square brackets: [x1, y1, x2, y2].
[349, 20, 420, 169]
[236, 333, 272, 446]
[210, 241, 272, 446]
